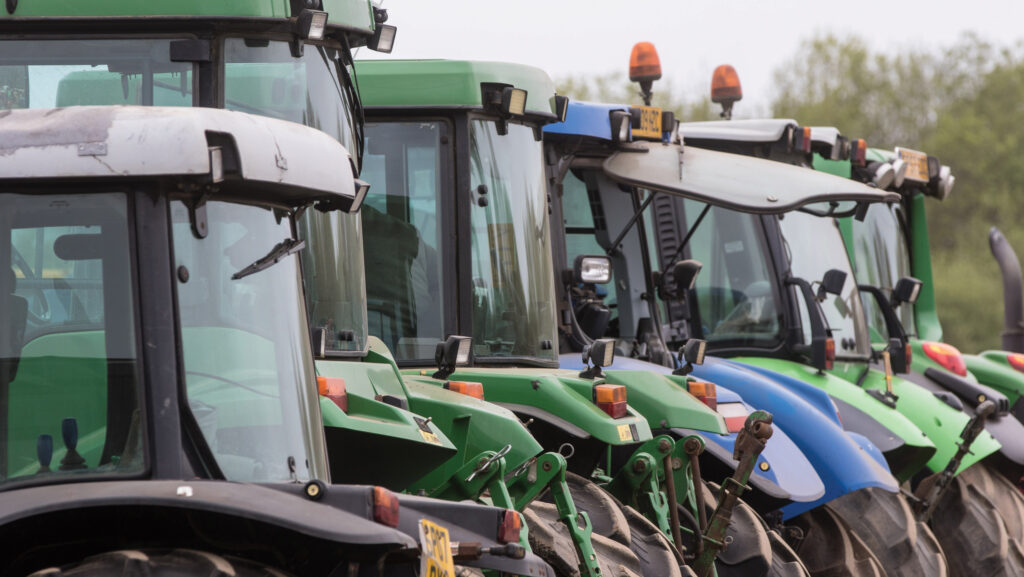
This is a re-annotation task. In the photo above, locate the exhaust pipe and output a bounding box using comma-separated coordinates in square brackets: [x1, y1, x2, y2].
[989, 227, 1024, 353]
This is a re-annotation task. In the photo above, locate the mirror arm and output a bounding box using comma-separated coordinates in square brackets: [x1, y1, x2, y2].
[786, 276, 831, 368]
[857, 284, 909, 345]
[605, 190, 657, 257]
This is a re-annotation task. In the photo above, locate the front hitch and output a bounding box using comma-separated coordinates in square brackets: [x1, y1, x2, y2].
[692, 410, 773, 577]
[914, 400, 995, 522]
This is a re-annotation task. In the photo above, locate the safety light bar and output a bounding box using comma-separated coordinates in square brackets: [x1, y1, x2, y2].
[498, 510, 523, 544]
[687, 380, 717, 411]
[922, 341, 967, 377]
[317, 376, 348, 413]
[445, 380, 485, 401]
[372, 486, 401, 528]
[593, 384, 628, 418]
[297, 9, 328, 40]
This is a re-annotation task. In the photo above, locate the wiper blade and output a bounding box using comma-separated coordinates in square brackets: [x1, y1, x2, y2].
[232, 238, 305, 280]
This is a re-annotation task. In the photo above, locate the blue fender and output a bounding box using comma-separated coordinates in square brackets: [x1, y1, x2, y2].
[560, 354, 826, 506]
[692, 357, 898, 518]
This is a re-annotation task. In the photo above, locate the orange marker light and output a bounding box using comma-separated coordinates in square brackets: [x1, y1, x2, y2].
[710, 65, 742, 104]
[1007, 353, 1024, 374]
[851, 139, 867, 166]
[372, 486, 401, 527]
[497, 509, 523, 544]
[317, 376, 348, 413]
[825, 338, 836, 371]
[593, 384, 628, 418]
[687, 380, 718, 411]
[629, 42, 662, 82]
[445, 380, 485, 400]
[922, 342, 967, 377]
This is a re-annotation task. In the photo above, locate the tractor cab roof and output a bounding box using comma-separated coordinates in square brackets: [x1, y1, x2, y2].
[355, 59, 559, 118]
[0, 106, 361, 209]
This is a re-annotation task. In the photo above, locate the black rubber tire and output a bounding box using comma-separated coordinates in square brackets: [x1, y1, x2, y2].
[696, 482, 809, 577]
[26, 549, 292, 577]
[925, 463, 1024, 577]
[551, 472, 683, 577]
[829, 488, 948, 577]
[962, 463, 1024, 543]
[787, 505, 887, 577]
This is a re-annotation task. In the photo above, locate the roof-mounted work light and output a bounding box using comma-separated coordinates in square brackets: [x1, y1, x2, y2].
[367, 5, 397, 53]
[297, 9, 328, 40]
[710, 64, 742, 120]
[629, 42, 661, 106]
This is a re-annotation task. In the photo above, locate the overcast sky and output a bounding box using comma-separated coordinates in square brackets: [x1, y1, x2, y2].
[359, 0, 1024, 113]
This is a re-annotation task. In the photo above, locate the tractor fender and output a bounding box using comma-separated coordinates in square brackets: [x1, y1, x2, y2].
[0, 479, 415, 549]
[968, 352, 1024, 403]
[690, 358, 899, 520]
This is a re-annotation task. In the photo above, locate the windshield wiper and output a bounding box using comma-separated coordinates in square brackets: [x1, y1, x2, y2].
[232, 238, 305, 280]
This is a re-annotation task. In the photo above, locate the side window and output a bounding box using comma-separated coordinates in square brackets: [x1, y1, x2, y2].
[361, 121, 446, 361]
[562, 170, 617, 313]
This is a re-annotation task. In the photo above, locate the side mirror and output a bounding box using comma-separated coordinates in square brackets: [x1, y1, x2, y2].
[579, 338, 616, 379]
[857, 284, 910, 352]
[573, 255, 612, 285]
[673, 338, 706, 376]
[892, 277, 923, 306]
[433, 335, 473, 379]
[657, 259, 702, 302]
[816, 269, 847, 301]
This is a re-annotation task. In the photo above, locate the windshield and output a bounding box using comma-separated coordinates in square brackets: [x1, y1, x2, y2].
[171, 201, 325, 483]
[0, 38, 193, 108]
[300, 211, 368, 355]
[848, 203, 917, 341]
[2, 193, 144, 486]
[224, 38, 359, 163]
[777, 211, 871, 358]
[468, 120, 557, 363]
[361, 120, 447, 361]
[678, 200, 785, 348]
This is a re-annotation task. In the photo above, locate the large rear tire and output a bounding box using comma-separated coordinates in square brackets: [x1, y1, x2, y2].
[926, 463, 1024, 577]
[829, 488, 948, 577]
[27, 549, 292, 577]
[787, 505, 886, 577]
[697, 482, 809, 577]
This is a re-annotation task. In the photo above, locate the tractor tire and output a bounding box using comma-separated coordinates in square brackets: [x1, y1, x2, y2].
[541, 472, 683, 577]
[27, 549, 292, 577]
[696, 482, 809, 577]
[961, 463, 1024, 544]
[786, 505, 886, 577]
[925, 463, 1024, 577]
[524, 500, 647, 577]
[829, 488, 948, 577]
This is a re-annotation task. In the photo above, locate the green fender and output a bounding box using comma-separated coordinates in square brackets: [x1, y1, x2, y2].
[406, 367, 654, 447]
[973, 352, 1024, 405]
[602, 369, 728, 434]
[828, 362, 999, 474]
[735, 357, 936, 481]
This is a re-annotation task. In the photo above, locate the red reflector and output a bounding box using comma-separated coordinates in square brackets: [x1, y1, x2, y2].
[372, 486, 400, 528]
[594, 384, 629, 418]
[317, 376, 348, 413]
[717, 402, 748, 433]
[922, 341, 967, 376]
[801, 126, 812, 154]
[445, 380, 485, 400]
[687, 380, 717, 411]
[905, 343, 913, 368]
[498, 509, 522, 544]
[1007, 353, 1024, 374]
[825, 338, 835, 371]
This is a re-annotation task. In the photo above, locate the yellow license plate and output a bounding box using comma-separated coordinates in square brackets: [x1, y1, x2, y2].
[419, 519, 456, 577]
[631, 106, 662, 140]
[896, 147, 929, 183]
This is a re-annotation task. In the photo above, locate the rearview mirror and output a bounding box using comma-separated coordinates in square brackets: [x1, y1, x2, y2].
[816, 269, 847, 301]
[892, 277, 923, 306]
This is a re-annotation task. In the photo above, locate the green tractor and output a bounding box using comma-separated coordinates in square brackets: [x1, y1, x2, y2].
[347, 57, 804, 577]
[0, 3, 556, 576]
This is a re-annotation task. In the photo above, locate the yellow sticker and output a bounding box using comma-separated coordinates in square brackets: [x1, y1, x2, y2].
[617, 424, 633, 442]
[419, 519, 456, 577]
[419, 430, 443, 445]
[896, 147, 929, 184]
[631, 105, 663, 140]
